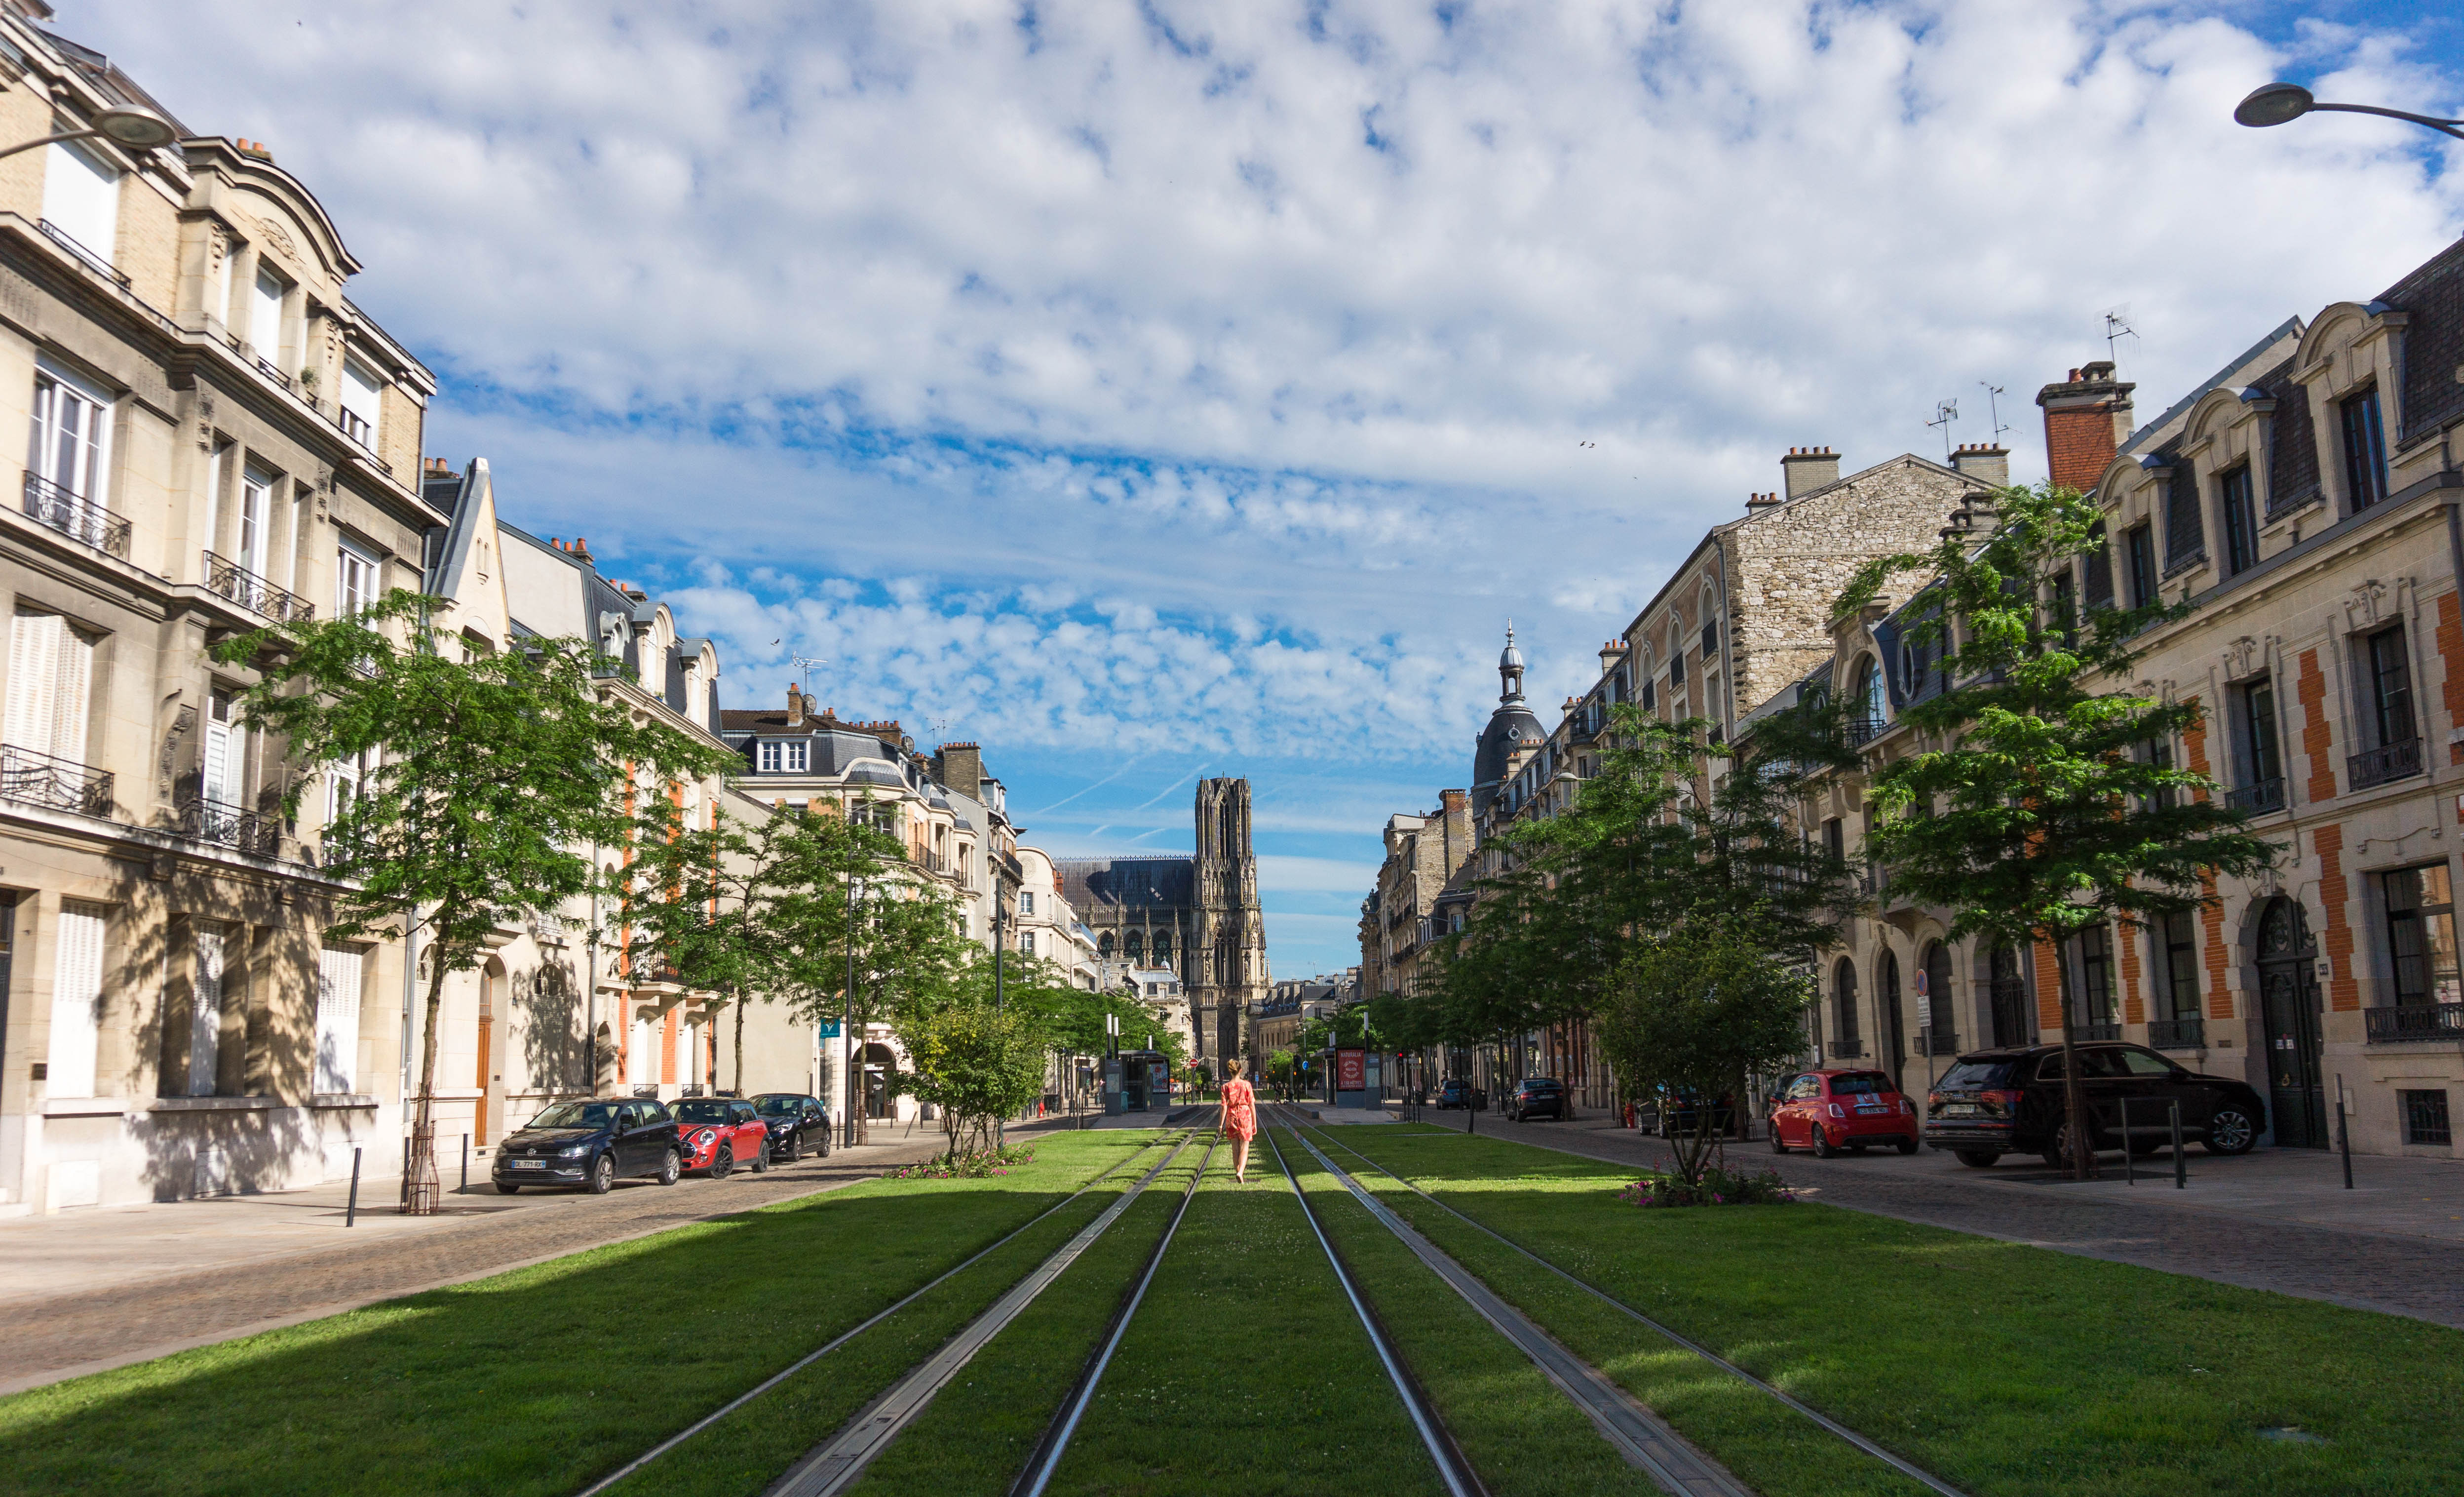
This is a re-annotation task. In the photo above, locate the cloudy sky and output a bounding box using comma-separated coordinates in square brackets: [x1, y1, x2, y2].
[76, 0, 2463, 977]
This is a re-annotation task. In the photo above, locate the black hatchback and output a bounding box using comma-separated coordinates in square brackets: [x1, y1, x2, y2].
[1503, 1077, 1566, 1122]
[751, 1093, 833, 1161]
[1924, 1042, 2267, 1168]
[493, 1099, 683, 1194]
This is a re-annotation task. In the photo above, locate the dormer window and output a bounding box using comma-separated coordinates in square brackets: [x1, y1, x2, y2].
[2340, 388, 2387, 512]
[756, 739, 808, 773]
[340, 358, 383, 447]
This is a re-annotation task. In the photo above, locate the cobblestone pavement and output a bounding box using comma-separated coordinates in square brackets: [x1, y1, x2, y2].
[1397, 1110, 2464, 1329]
[0, 1130, 953, 1397]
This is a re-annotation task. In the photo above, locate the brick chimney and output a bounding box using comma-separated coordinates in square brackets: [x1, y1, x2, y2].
[1598, 637, 1627, 675]
[1438, 788, 1472, 872]
[1950, 443, 2009, 487]
[786, 683, 806, 725]
[2036, 361, 2136, 492]
[1780, 447, 1841, 500]
[934, 742, 984, 802]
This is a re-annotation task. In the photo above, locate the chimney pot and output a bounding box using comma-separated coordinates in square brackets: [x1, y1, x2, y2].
[1780, 447, 1842, 501]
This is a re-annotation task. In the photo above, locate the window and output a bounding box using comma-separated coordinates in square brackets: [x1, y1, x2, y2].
[1855, 656, 1886, 733]
[1700, 619, 1718, 660]
[251, 266, 287, 363]
[2365, 625, 2416, 750]
[2140, 736, 2175, 812]
[237, 467, 275, 577]
[2048, 572, 2076, 641]
[1640, 678, 1656, 711]
[315, 944, 365, 1094]
[28, 359, 112, 504]
[203, 686, 246, 810]
[5, 610, 95, 768]
[2083, 523, 2115, 610]
[1669, 647, 1686, 688]
[1824, 817, 1844, 864]
[2402, 1089, 2453, 1146]
[2115, 1049, 2177, 1077]
[2069, 925, 2115, 1033]
[783, 739, 808, 773]
[47, 900, 107, 1099]
[2220, 466, 2258, 575]
[1832, 958, 1860, 1051]
[1021, 930, 1036, 956]
[40, 135, 118, 269]
[2341, 388, 2387, 512]
[757, 740, 781, 773]
[188, 922, 226, 1096]
[2125, 523, 2158, 608]
[1021, 890, 1036, 916]
[2156, 910, 2199, 1023]
[2162, 471, 2204, 567]
[337, 538, 378, 618]
[2229, 676, 2282, 806]
[2383, 865, 2460, 1007]
[339, 359, 382, 447]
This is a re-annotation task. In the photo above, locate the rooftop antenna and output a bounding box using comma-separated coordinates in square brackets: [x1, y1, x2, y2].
[2102, 305, 2138, 368]
[789, 654, 828, 702]
[1978, 382, 2012, 445]
[1926, 398, 1959, 461]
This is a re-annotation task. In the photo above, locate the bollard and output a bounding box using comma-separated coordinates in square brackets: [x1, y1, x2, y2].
[2121, 1098, 2133, 1186]
[461, 1133, 469, 1193]
[2337, 1075, 2354, 1189]
[2170, 1101, 2186, 1189]
[346, 1146, 363, 1228]
[400, 1135, 410, 1205]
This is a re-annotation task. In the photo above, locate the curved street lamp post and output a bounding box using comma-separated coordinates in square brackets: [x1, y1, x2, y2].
[0, 105, 178, 161]
[2235, 82, 2464, 141]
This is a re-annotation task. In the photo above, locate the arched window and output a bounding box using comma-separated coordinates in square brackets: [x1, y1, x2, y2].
[1832, 958, 1860, 1054]
[1152, 933, 1173, 966]
[1124, 930, 1144, 961]
[1988, 944, 2028, 1047]
[1098, 932, 1114, 957]
[1923, 942, 1956, 1053]
[1854, 656, 1886, 733]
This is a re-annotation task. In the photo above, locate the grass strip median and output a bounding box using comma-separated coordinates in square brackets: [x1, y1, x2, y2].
[1317, 1125, 2464, 1497]
[0, 1132, 1168, 1497]
[1039, 1145, 1445, 1497]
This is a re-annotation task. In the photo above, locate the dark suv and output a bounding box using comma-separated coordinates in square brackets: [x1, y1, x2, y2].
[1924, 1042, 2267, 1168]
[494, 1099, 682, 1194]
[1503, 1077, 1566, 1122]
[751, 1093, 833, 1161]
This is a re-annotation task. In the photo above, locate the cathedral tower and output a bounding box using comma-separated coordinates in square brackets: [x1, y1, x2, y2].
[1192, 778, 1268, 1065]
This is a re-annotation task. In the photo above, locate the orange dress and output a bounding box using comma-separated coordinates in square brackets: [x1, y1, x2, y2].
[1221, 1077, 1258, 1141]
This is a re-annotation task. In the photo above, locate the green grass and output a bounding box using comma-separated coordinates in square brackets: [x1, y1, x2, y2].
[1040, 1141, 1445, 1497]
[1311, 1124, 2464, 1497]
[0, 1131, 1176, 1497]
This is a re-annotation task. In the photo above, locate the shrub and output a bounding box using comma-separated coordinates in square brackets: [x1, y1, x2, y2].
[1617, 1164, 1798, 1208]
[885, 1144, 1037, 1181]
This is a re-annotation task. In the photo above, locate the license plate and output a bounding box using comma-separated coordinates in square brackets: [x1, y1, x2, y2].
[1942, 1104, 1980, 1116]
[1855, 1105, 1889, 1114]
[513, 1159, 547, 1170]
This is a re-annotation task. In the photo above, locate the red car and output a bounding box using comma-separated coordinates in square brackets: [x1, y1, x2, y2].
[1768, 1069, 1919, 1156]
[673, 1097, 770, 1178]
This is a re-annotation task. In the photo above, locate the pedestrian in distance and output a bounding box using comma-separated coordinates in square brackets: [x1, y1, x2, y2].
[1221, 1071, 1258, 1183]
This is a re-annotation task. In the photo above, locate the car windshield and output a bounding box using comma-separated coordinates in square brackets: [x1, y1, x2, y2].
[1520, 1080, 1556, 1091]
[674, 1100, 732, 1123]
[1939, 1060, 2017, 1090]
[1829, 1073, 1891, 1096]
[527, 1101, 619, 1131]
[754, 1097, 803, 1116]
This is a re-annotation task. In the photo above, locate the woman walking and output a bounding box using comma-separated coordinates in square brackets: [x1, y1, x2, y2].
[1221, 1070, 1259, 1183]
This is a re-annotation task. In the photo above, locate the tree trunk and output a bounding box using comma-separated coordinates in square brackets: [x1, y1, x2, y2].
[733, 987, 746, 1095]
[2046, 934, 2097, 1181]
[405, 936, 451, 1215]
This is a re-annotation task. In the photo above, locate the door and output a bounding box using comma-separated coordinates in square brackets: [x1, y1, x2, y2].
[612, 1106, 645, 1171]
[2257, 899, 2328, 1148]
[1989, 945, 2031, 1048]
[474, 974, 493, 1145]
[47, 901, 105, 1098]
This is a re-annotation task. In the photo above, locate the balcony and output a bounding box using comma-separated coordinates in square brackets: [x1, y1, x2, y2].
[2364, 1002, 2464, 1045]
[2076, 1022, 2122, 1042]
[22, 473, 128, 557]
[0, 744, 112, 817]
[255, 355, 293, 392]
[177, 796, 284, 858]
[203, 551, 314, 624]
[1845, 714, 1886, 748]
[2224, 778, 2285, 814]
[1923, 1030, 1961, 1057]
[2148, 1016, 2205, 1050]
[1828, 1038, 1865, 1059]
[2348, 738, 2424, 791]
[37, 219, 127, 287]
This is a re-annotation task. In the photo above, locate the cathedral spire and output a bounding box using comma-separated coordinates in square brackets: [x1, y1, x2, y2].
[1499, 621, 1525, 705]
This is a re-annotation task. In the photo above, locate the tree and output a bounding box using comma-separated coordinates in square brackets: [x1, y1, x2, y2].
[1839, 481, 2279, 1178]
[892, 997, 1047, 1160]
[215, 591, 730, 1212]
[1595, 922, 1815, 1186]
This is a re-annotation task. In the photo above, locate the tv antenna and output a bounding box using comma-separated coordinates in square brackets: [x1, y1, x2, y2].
[2102, 305, 2138, 367]
[789, 654, 828, 699]
[1926, 398, 1959, 461]
[1978, 382, 2012, 445]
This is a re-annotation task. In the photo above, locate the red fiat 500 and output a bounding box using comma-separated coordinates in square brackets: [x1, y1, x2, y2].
[673, 1097, 770, 1178]
[1768, 1069, 1919, 1157]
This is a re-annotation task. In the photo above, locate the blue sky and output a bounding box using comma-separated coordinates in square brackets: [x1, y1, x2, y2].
[75, 0, 2464, 978]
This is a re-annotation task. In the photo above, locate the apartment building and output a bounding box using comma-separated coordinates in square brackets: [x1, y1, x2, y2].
[1357, 792, 1471, 1003]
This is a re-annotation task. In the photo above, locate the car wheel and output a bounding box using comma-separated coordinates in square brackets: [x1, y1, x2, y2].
[587, 1154, 616, 1195]
[788, 1135, 805, 1163]
[1769, 1126, 1788, 1155]
[818, 1129, 832, 1158]
[1896, 1135, 1920, 1155]
[1954, 1148, 2000, 1169]
[1811, 1125, 1837, 1159]
[2203, 1106, 2259, 1155]
[751, 1144, 770, 1174]
[658, 1149, 681, 1186]
[498, 1182, 520, 1194]
[710, 1145, 733, 1180]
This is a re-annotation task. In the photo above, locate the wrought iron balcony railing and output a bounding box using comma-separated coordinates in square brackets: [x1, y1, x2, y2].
[2148, 1016, 2205, 1050]
[2364, 1002, 2464, 1044]
[2076, 1022, 2122, 1042]
[1828, 1038, 1865, 1059]
[0, 743, 112, 816]
[176, 795, 284, 857]
[203, 550, 314, 623]
[1924, 1030, 1961, 1056]
[2349, 738, 2424, 791]
[22, 473, 128, 557]
[2225, 777, 2286, 814]
[38, 219, 127, 286]
[1845, 714, 1886, 748]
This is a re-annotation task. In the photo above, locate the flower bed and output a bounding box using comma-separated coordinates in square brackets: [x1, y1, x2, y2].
[1617, 1164, 1797, 1208]
[885, 1144, 1037, 1181]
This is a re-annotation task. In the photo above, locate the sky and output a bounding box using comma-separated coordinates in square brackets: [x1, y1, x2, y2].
[71, 0, 2464, 978]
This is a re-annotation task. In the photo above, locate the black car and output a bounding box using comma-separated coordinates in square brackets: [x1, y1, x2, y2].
[1924, 1042, 2267, 1168]
[494, 1098, 682, 1194]
[751, 1092, 834, 1161]
[1434, 1078, 1486, 1111]
[1654, 1089, 1739, 1139]
[1503, 1077, 1566, 1122]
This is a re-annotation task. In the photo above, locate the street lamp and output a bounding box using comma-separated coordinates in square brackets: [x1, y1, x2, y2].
[0, 106, 180, 162]
[2234, 82, 2464, 141]
[843, 873, 864, 1150]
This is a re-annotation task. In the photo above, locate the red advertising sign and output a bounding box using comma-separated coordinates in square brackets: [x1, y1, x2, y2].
[1337, 1048, 1366, 1091]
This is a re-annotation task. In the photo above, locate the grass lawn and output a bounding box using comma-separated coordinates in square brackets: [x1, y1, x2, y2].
[1040, 1141, 1445, 1497]
[0, 1131, 1173, 1497]
[1311, 1124, 2464, 1497]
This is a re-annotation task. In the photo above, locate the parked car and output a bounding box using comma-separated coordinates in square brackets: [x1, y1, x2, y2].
[1435, 1078, 1486, 1111]
[1768, 1069, 1919, 1156]
[751, 1092, 833, 1161]
[1653, 1088, 1740, 1139]
[1503, 1076, 1567, 1122]
[1924, 1042, 2267, 1168]
[493, 1098, 681, 1194]
[674, 1097, 770, 1178]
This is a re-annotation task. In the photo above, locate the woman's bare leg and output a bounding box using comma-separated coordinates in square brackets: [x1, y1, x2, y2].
[1232, 1136, 1251, 1181]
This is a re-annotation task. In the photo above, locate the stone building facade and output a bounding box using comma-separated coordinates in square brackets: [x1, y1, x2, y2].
[1357, 790, 1471, 1003]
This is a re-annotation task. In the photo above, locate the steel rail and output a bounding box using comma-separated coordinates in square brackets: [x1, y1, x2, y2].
[770, 1133, 1199, 1497]
[572, 1136, 1173, 1497]
[1012, 1115, 1224, 1497]
[1267, 1117, 1488, 1497]
[1305, 1123, 1972, 1497]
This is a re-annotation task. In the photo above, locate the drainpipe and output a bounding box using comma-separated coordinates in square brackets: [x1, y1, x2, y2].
[1711, 529, 1738, 744]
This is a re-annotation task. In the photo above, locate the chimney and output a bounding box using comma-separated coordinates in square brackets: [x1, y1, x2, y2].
[1598, 637, 1627, 676]
[786, 683, 806, 725]
[1950, 443, 2009, 488]
[1744, 490, 1784, 513]
[2036, 360, 2136, 492]
[570, 535, 591, 561]
[1780, 446, 1841, 500]
[935, 742, 984, 802]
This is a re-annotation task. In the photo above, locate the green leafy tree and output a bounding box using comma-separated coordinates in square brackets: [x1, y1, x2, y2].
[214, 591, 730, 1212]
[1840, 482, 2279, 1177]
[892, 997, 1047, 1160]
[1596, 922, 1815, 1185]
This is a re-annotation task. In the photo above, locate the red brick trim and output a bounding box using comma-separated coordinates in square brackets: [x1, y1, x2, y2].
[2314, 823, 2358, 1013]
[2298, 648, 2337, 805]
[2033, 936, 2062, 1029]
[2440, 590, 2464, 765]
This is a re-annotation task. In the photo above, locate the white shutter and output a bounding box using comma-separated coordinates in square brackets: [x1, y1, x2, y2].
[314, 944, 363, 1094]
[251, 268, 286, 361]
[238, 471, 272, 577]
[189, 924, 224, 1095]
[40, 138, 118, 266]
[5, 612, 62, 755]
[48, 624, 90, 764]
[47, 901, 105, 1098]
[339, 359, 382, 444]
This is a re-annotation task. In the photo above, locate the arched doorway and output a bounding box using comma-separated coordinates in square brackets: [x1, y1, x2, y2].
[859, 1042, 900, 1120]
[1988, 945, 2029, 1047]
[1923, 942, 1956, 1055]
[1878, 948, 1906, 1088]
[2256, 898, 2327, 1148]
[1832, 959, 1860, 1057]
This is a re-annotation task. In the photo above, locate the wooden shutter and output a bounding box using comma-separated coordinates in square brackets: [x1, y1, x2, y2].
[48, 901, 106, 1098]
[315, 944, 363, 1094]
[189, 924, 224, 1095]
